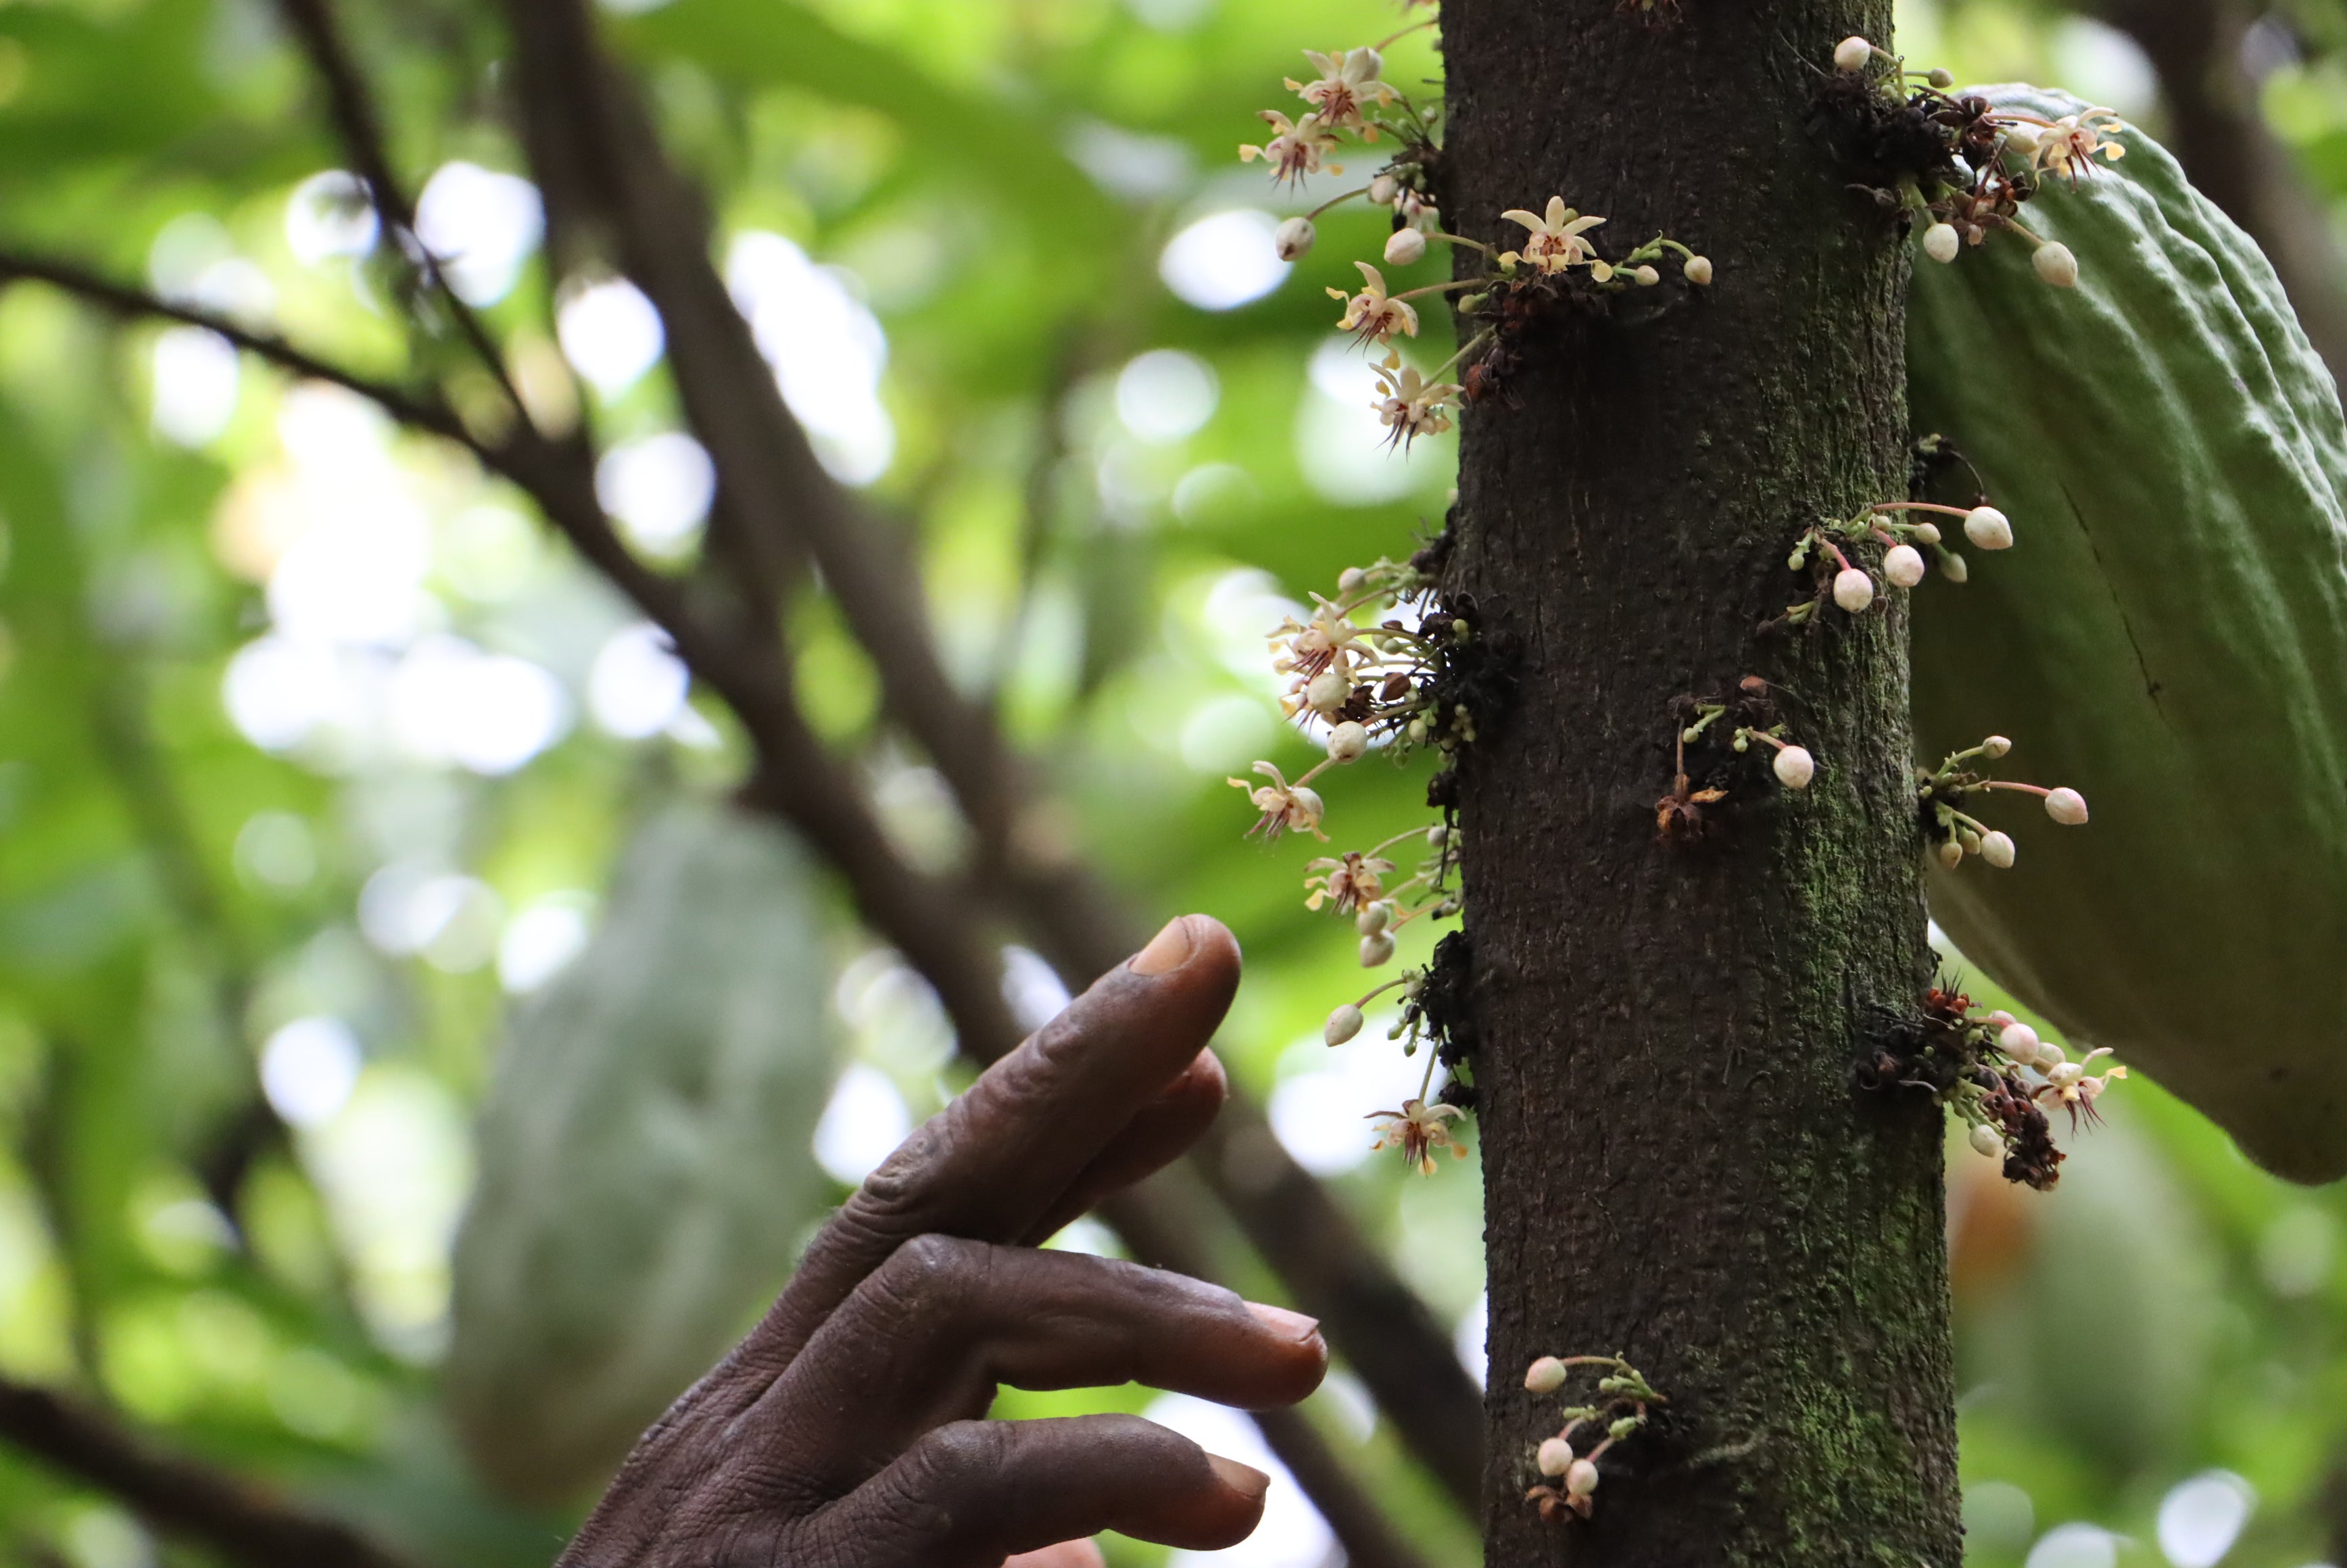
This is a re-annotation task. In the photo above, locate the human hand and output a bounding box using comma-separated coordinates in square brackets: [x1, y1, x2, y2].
[559, 914, 1326, 1568]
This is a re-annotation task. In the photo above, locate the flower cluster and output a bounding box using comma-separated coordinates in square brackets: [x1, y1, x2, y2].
[1916, 735, 2087, 871]
[1245, 31, 1716, 460]
[1238, 556, 1475, 944]
[1655, 677, 1814, 842]
[1244, 27, 1438, 209]
[1772, 496, 2011, 631]
[1234, 554, 1505, 1175]
[1824, 35, 2130, 287]
[1863, 984, 2125, 1189]
[1447, 208, 1711, 407]
[1520, 1355, 1666, 1523]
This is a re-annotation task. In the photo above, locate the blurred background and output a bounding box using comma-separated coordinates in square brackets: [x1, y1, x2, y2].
[0, 0, 2340, 1564]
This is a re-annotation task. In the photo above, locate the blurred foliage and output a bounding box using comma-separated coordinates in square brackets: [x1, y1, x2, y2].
[0, 0, 2340, 1565]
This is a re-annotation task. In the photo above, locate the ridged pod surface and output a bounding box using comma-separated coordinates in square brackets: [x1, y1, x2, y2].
[1908, 87, 2347, 1181]
[446, 803, 834, 1498]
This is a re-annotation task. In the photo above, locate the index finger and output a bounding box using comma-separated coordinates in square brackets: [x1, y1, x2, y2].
[746, 914, 1241, 1377]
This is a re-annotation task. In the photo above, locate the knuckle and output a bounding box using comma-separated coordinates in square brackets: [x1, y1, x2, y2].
[883, 1232, 988, 1290]
[845, 1119, 954, 1222]
[861, 1234, 996, 1337]
[902, 1418, 1012, 1503]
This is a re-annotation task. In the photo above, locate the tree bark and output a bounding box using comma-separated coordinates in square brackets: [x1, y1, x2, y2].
[1439, 4, 1962, 1564]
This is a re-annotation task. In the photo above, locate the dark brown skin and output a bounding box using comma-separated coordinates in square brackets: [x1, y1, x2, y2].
[558, 916, 1326, 1568]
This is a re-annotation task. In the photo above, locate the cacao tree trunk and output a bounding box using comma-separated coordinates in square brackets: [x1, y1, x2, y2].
[1438, 4, 1963, 1563]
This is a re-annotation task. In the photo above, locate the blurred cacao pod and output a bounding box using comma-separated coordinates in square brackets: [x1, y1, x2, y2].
[446, 802, 834, 1500]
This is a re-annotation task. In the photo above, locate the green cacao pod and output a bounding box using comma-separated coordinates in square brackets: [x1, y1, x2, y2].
[1907, 86, 2347, 1182]
[445, 802, 835, 1500]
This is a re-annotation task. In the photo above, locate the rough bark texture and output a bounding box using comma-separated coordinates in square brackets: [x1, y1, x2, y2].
[1438, 4, 1962, 1565]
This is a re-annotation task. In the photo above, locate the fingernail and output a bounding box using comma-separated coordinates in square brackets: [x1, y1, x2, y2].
[1246, 1302, 1322, 1344]
[1207, 1454, 1271, 1502]
[1129, 916, 1195, 977]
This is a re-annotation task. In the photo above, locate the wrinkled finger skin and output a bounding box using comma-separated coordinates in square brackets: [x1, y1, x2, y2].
[555, 917, 1326, 1568]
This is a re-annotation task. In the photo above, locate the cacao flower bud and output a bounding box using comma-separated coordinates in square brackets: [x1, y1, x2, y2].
[1275, 216, 1316, 262]
[1324, 1004, 1364, 1047]
[2033, 241, 2080, 288]
[1833, 567, 1876, 614]
[1884, 543, 1927, 587]
[1772, 745, 1816, 789]
[1524, 1356, 1568, 1394]
[1964, 506, 2014, 550]
[1327, 720, 1370, 763]
[1383, 227, 1427, 266]
[1834, 34, 1873, 71]
[1923, 222, 1960, 264]
[2044, 786, 2089, 825]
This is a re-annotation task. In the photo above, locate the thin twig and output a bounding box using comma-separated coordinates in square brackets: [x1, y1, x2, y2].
[270, 0, 527, 412]
[0, 1375, 417, 1568]
[0, 253, 480, 456]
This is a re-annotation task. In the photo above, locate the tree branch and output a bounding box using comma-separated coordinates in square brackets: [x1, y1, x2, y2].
[270, 0, 526, 410]
[0, 253, 481, 456]
[0, 1376, 416, 1568]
